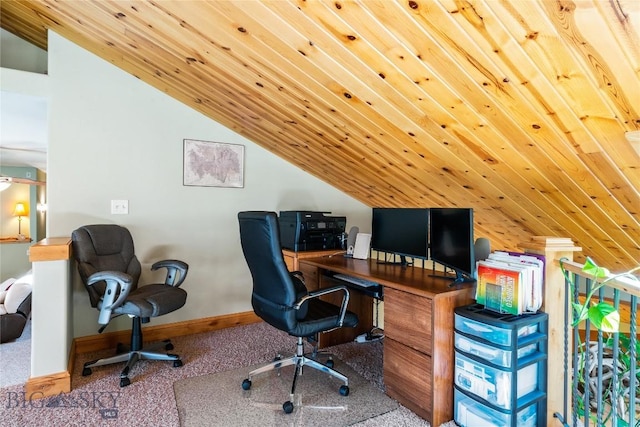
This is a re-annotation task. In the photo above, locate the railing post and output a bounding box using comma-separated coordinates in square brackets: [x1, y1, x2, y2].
[26, 237, 73, 399]
[520, 236, 582, 425]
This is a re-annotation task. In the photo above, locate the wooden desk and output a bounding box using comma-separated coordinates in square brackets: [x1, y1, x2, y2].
[281, 248, 342, 271]
[299, 255, 475, 426]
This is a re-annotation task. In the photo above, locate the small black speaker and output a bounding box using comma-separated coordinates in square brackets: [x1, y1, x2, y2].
[474, 237, 491, 261]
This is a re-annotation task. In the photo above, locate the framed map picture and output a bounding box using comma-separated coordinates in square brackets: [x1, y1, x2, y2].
[183, 139, 244, 188]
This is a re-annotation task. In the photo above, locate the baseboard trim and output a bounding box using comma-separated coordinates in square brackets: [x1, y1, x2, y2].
[24, 338, 76, 400]
[68, 339, 76, 378]
[23, 311, 261, 399]
[73, 311, 262, 354]
[25, 371, 71, 399]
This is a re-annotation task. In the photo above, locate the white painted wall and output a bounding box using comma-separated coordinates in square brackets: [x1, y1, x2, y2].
[46, 31, 371, 337]
[0, 66, 49, 281]
[0, 29, 47, 74]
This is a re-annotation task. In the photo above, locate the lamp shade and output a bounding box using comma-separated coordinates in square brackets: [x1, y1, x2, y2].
[13, 202, 28, 217]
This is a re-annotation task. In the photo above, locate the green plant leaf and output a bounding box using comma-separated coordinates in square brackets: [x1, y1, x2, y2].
[582, 256, 610, 278]
[571, 302, 589, 323]
[609, 334, 640, 355]
[587, 303, 620, 332]
[615, 418, 629, 427]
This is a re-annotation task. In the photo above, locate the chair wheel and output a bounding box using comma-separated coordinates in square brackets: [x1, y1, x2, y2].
[82, 367, 92, 376]
[339, 385, 349, 396]
[165, 342, 174, 351]
[120, 377, 131, 387]
[283, 400, 294, 414]
[326, 359, 334, 368]
[173, 359, 183, 368]
[242, 379, 252, 390]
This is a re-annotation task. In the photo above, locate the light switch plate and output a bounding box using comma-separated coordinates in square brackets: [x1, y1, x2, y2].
[111, 199, 129, 215]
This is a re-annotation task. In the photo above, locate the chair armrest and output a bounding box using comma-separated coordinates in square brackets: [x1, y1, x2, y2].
[290, 271, 303, 279]
[87, 271, 133, 326]
[294, 285, 350, 327]
[151, 259, 189, 287]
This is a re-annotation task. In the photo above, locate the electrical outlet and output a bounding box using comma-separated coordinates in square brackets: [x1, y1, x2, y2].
[111, 200, 129, 215]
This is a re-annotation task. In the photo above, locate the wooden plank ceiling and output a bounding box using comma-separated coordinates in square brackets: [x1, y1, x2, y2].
[2, 0, 639, 270]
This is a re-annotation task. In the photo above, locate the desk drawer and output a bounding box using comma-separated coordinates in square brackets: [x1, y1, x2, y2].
[384, 287, 432, 354]
[384, 337, 433, 421]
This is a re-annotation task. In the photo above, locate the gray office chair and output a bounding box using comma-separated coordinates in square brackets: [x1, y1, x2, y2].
[237, 211, 359, 414]
[72, 224, 188, 387]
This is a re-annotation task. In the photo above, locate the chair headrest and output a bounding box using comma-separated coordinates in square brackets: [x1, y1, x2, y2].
[72, 224, 135, 260]
[72, 224, 142, 307]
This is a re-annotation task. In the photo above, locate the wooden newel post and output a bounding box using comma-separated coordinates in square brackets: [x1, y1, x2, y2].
[520, 236, 581, 425]
[26, 237, 73, 399]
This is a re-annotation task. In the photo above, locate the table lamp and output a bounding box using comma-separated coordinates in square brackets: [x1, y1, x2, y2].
[13, 202, 28, 239]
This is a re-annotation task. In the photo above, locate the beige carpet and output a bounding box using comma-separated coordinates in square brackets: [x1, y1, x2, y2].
[174, 358, 400, 426]
[0, 319, 31, 387]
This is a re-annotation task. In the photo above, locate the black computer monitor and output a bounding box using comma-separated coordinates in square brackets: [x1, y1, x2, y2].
[429, 208, 476, 283]
[371, 208, 429, 267]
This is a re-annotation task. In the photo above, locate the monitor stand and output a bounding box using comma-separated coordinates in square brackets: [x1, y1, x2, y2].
[429, 269, 476, 286]
[376, 255, 412, 268]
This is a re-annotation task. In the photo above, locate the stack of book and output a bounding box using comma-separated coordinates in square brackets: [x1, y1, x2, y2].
[475, 252, 545, 315]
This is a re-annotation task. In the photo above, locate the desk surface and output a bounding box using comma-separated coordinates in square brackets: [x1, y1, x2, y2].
[300, 255, 475, 298]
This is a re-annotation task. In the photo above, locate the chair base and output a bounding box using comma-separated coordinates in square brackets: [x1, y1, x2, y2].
[82, 317, 183, 387]
[241, 336, 350, 413]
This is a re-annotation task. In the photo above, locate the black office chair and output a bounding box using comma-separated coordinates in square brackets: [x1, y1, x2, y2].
[71, 224, 188, 387]
[237, 211, 359, 414]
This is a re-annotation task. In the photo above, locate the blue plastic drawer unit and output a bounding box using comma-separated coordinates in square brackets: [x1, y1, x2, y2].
[455, 332, 536, 368]
[455, 352, 539, 410]
[453, 304, 548, 427]
[455, 389, 538, 427]
[454, 309, 539, 347]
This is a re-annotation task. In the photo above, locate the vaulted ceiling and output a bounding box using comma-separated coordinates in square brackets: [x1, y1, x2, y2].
[1, 0, 639, 270]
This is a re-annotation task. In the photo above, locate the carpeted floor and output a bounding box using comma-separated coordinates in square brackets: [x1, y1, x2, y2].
[0, 319, 31, 388]
[1, 322, 454, 426]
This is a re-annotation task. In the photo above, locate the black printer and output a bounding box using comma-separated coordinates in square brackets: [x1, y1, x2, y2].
[279, 211, 346, 252]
